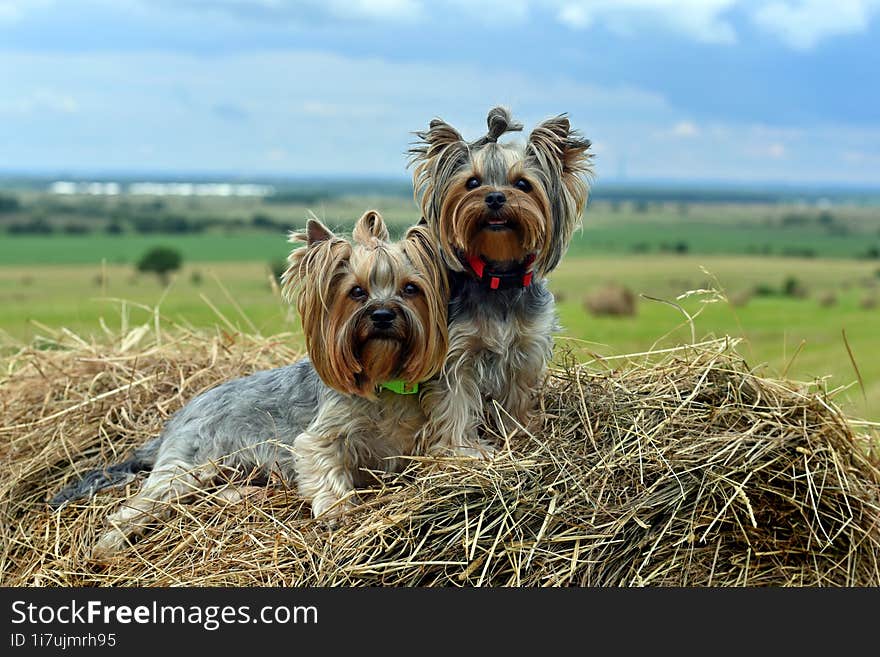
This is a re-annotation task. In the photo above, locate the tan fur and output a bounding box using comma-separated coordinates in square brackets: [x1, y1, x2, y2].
[278, 211, 450, 519]
[283, 211, 448, 398]
[436, 166, 547, 265]
[410, 108, 592, 275]
[408, 107, 592, 458]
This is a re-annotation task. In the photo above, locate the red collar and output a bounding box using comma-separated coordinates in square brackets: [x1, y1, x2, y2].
[465, 253, 536, 290]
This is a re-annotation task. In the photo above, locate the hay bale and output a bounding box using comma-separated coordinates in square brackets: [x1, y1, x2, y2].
[818, 291, 838, 307]
[861, 295, 878, 310]
[1, 330, 878, 587]
[583, 284, 637, 317]
[783, 276, 809, 299]
[729, 289, 752, 308]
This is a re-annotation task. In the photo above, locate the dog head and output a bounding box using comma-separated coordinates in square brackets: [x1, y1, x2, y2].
[409, 106, 592, 279]
[282, 210, 448, 398]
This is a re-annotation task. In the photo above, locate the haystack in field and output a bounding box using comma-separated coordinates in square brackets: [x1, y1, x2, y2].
[1, 326, 878, 587]
[584, 284, 637, 317]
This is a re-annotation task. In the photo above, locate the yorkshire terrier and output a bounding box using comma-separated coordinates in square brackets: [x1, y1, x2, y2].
[50, 210, 449, 558]
[409, 106, 592, 456]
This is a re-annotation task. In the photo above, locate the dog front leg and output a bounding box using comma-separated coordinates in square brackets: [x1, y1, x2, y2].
[493, 333, 551, 436]
[420, 374, 495, 458]
[294, 429, 357, 521]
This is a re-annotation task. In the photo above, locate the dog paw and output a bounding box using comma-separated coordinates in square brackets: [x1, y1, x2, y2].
[455, 439, 498, 460]
[212, 485, 269, 506]
[465, 446, 497, 459]
[90, 529, 129, 562]
[311, 497, 354, 527]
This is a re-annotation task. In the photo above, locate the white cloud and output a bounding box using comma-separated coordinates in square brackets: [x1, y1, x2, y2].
[841, 149, 876, 164]
[671, 120, 700, 137]
[10, 1, 873, 51]
[554, 0, 737, 44]
[328, 0, 423, 22]
[557, 4, 591, 29]
[751, 0, 879, 50]
[0, 0, 53, 22]
[2, 49, 879, 184]
[155, 0, 424, 24]
[765, 142, 787, 159]
[0, 89, 78, 114]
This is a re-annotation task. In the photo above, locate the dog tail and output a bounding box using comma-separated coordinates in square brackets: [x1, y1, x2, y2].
[48, 436, 162, 510]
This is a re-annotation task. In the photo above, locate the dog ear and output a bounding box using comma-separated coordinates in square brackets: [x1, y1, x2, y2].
[408, 118, 469, 231]
[304, 218, 334, 245]
[407, 117, 468, 175]
[281, 216, 350, 304]
[527, 115, 593, 276]
[352, 209, 389, 245]
[403, 223, 446, 288]
[400, 224, 449, 383]
[288, 215, 335, 248]
[412, 118, 465, 154]
[527, 114, 592, 177]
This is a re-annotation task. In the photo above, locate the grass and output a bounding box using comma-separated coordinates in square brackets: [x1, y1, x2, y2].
[3, 220, 880, 265]
[2, 253, 878, 420]
[0, 232, 295, 266]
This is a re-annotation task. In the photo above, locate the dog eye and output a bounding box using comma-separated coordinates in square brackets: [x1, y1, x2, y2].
[402, 282, 420, 296]
[515, 178, 532, 192]
[466, 177, 481, 190]
[349, 285, 367, 301]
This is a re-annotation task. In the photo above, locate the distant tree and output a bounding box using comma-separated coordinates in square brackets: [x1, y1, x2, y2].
[63, 223, 91, 235]
[252, 213, 279, 230]
[8, 218, 53, 234]
[752, 283, 776, 297]
[136, 246, 182, 285]
[781, 213, 808, 227]
[0, 194, 21, 213]
[133, 216, 159, 233]
[783, 276, 808, 299]
[105, 221, 124, 235]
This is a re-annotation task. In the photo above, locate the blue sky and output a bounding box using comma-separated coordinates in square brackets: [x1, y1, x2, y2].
[1, 0, 879, 184]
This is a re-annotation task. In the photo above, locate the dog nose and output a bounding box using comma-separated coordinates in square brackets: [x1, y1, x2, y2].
[370, 308, 396, 325]
[485, 191, 506, 210]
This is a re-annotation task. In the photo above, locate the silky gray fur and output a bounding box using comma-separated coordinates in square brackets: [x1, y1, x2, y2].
[51, 358, 325, 508]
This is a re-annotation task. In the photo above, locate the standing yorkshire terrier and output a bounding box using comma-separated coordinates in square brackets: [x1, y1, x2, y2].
[50, 210, 448, 558]
[409, 106, 592, 456]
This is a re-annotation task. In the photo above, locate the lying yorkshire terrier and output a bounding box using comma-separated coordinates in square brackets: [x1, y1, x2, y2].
[50, 210, 449, 558]
[409, 106, 592, 456]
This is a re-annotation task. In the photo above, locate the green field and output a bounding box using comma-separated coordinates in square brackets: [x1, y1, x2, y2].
[3, 221, 880, 266]
[3, 193, 880, 265]
[2, 254, 877, 422]
[1, 189, 878, 424]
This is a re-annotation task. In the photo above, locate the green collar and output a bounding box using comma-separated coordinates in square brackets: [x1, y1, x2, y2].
[378, 380, 419, 395]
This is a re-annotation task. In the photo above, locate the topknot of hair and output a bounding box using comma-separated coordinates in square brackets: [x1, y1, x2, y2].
[474, 106, 523, 146]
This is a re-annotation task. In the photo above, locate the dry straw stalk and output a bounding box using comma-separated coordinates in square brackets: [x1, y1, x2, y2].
[1, 325, 878, 586]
